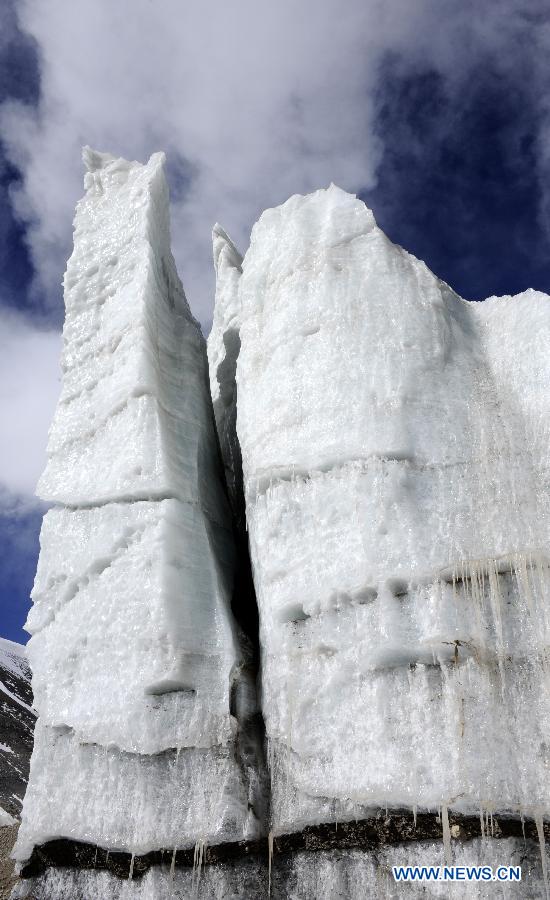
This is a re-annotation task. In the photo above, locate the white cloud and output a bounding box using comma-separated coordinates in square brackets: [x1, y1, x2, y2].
[2, 1, 549, 328]
[0, 309, 61, 502]
[2, 1, 548, 329]
[0, 0, 438, 327]
[0, 0, 548, 507]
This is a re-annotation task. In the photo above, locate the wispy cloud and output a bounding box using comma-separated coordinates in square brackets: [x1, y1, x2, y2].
[0, 0, 436, 325]
[2, 1, 549, 328]
[0, 308, 60, 503]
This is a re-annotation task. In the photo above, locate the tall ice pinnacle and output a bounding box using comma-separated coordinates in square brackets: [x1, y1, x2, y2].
[14, 150, 260, 878]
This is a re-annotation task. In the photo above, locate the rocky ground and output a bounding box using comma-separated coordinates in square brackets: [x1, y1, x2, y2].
[0, 825, 18, 899]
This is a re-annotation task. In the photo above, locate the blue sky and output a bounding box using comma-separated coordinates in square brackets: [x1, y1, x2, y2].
[1, 0, 549, 644]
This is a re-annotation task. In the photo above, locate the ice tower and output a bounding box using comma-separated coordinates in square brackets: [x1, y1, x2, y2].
[210, 185, 550, 893]
[13, 150, 259, 879]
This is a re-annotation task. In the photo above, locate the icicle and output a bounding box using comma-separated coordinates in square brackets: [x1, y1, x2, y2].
[535, 813, 549, 899]
[128, 853, 135, 881]
[192, 839, 202, 898]
[458, 695, 465, 739]
[441, 804, 451, 865]
[465, 559, 485, 654]
[268, 830, 274, 898]
[412, 805, 417, 828]
[520, 809, 526, 842]
[196, 839, 206, 894]
[170, 846, 177, 880]
[514, 553, 536, 617]
[283, 676, 294, 823]
[192, 840, 199, 891]
[479, 806, 485, 840]
[487, 559, 506, 687]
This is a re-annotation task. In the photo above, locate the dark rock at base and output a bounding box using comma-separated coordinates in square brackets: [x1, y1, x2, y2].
[0, 642, 36, 819]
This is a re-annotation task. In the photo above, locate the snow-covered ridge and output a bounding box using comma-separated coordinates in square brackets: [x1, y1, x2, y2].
[0, 638, 33, 716]
[0, 636, 35, 822]
[0, 639, 28, 682]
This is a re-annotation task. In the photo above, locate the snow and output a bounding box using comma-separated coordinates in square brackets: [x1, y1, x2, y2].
[0, 638, 33, 713]
[0, 679, 34, 715]
[15, 150, 256, 869]
[0, 638, 28, 681]
[0, 805, 16, 827]
[213, 184, 550, 833]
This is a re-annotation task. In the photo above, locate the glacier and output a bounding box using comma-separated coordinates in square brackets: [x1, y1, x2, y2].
[13, 161, 550, 898]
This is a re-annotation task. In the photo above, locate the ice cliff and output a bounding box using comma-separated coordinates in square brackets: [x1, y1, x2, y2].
[12, 159, 550, 898]
[219, 184, 550, 833]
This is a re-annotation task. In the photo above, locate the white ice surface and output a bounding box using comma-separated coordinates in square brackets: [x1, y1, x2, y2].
[14, 720, 253, 861]
[27, 500, 237, 753]
[238, 188, 477, 487]
[38, 150, 228, 525]
[225, 184, 550, 831]
[0, 805, 16, 826]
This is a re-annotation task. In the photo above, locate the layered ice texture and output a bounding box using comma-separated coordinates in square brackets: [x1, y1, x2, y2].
[210, 185, 550, 834]
[15, 150, 257, 867]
